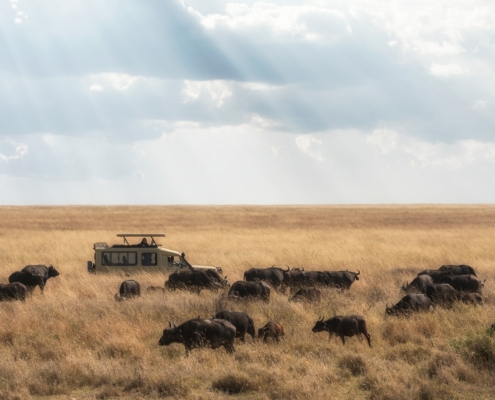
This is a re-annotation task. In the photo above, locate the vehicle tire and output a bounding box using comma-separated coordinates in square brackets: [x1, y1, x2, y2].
[87, 261, 96, 274]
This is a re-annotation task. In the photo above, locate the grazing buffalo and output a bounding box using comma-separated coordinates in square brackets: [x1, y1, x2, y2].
[425, 283, 458, 305]
[258, 321, 284, 342]
[8, 271, 45, 294]
[214, 310, 255, 343]
[115, 280, 140, 301]
[165, 270, 220, 293]
[439, 274, 483, 294]
[312, 315, 371, 347]
[324, 270, 360, 290]
[417, 269, 454, 283]
[439, 264, 477, 277]
[228, 281, 271, 302]
[289, 270, 331, 288]
[457, 292, 483, 305]
[243, 266, 291, 289]
[386, 294, 433, 316]
[158, 318, 236, 355]
[204, 270, 229, 288]
[402, 274, 434, 293]
[289, 287, 321, 302]
[0, 283, 28, 302]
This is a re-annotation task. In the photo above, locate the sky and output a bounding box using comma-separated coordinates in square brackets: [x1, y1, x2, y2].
[1, 0, 495, 205]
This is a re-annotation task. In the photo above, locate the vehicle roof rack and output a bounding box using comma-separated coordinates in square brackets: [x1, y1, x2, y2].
[116, 233, 166, 237]
[116, 233, 165, 246]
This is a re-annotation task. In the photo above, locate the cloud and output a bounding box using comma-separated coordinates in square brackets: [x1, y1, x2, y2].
[429, 63, 468, 77]
[295, 135, 325, 162]
[367, 129, 398, 154]
[182, 80, 233, 107]
[0, 139, 27, 162]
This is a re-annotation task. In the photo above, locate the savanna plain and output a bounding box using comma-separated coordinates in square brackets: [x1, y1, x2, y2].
[1, 205, 495, 400]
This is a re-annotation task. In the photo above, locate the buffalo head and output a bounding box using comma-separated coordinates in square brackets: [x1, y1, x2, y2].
[158, 322, 181, 346]
[312, 317, 327, 333]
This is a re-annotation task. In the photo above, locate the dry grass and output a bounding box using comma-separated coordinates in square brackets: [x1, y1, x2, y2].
[1, 205, 495, 399]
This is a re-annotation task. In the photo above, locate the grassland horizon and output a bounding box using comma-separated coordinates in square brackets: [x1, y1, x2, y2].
[1, 205, 495, 399]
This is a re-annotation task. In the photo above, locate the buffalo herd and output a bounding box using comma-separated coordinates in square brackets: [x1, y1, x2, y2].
[0, 264, 60, 301]
[0, 261, 489, 357]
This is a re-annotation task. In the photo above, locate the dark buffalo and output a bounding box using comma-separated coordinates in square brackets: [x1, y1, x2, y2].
[21, 264, 60, 291]
[457, 292, 483, 305]
[258, 321, 284, 342]
[8, 271, 45, 294]
[228, 281, 271, 301]
[243, 266, 290, 289]
[0, 283, 28, 302]
[417, 269, 454, 283]
[312, 315, 371, 347]
[204, 270, 229, 287]
[324, 270, 360, 290]
[165, 270, 220, 293]
[158, 318, 236, 355]
[402, 274, 434, 293]
[386, 294, 433, 316]
[439, 264, 477, 276]
[438, 274, 482, 293]
[425, 283, 458, 305]
[214, 310, 255, 343]
[115, 280, 140, 301]
[289, 287, 321, 302]
[289, 270, 331, 288]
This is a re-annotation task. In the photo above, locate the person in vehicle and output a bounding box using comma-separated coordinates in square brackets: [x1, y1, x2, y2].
[139, 238, 149, 247]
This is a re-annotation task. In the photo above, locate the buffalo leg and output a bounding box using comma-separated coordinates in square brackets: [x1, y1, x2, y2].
[340, 335, 346, 345]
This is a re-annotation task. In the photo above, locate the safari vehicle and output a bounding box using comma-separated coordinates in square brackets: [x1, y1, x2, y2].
[87, 233, 222, 274]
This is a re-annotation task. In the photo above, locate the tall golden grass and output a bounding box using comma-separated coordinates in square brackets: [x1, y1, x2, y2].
[1, 205, 495, 399]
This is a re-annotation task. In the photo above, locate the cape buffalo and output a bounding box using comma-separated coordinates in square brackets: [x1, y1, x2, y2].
[312, 315, 371, 347]
[457, 292, 483, 305]
[258, 321, 284, 342]
[8, 271, 45, 294]
[165, 270, 220, 293]
[214, 310, 255, 343]
[159, 318, 236, 355]
[417, 269, 454, 283]
[204, 270, 229, 287]
[244, 266, 285, 288]
[425, 283, 458, 306]
[402, 274, 433, 293]
[288, 287, 321, 302]
[0, 283, 28, 302]
[21, 264, 60, 292]
[438, 274, 482, 293]
[228, 281, 271, 301]
[115, 280, 140, 301]
[324, 270, 360, 290]
[386, 294, 433, 316]
[289, 270, 330, 288]
[439, 264, 477, 276]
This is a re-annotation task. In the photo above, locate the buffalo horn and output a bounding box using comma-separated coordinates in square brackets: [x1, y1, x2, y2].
[356, 270, 360, 275]
[173, 322, 177, 328]
[169, 321, 172, 328]
[286, 265, 290, 271]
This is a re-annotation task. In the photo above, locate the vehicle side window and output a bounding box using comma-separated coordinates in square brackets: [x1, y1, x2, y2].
[102, 252, 137, 266]
[142, 252, 157, 266]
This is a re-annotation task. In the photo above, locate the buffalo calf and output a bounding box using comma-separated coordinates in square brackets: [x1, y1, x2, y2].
[258, 321, 284, 342]
[115, 280, 140, 301]
[0, 283, 28, 302]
